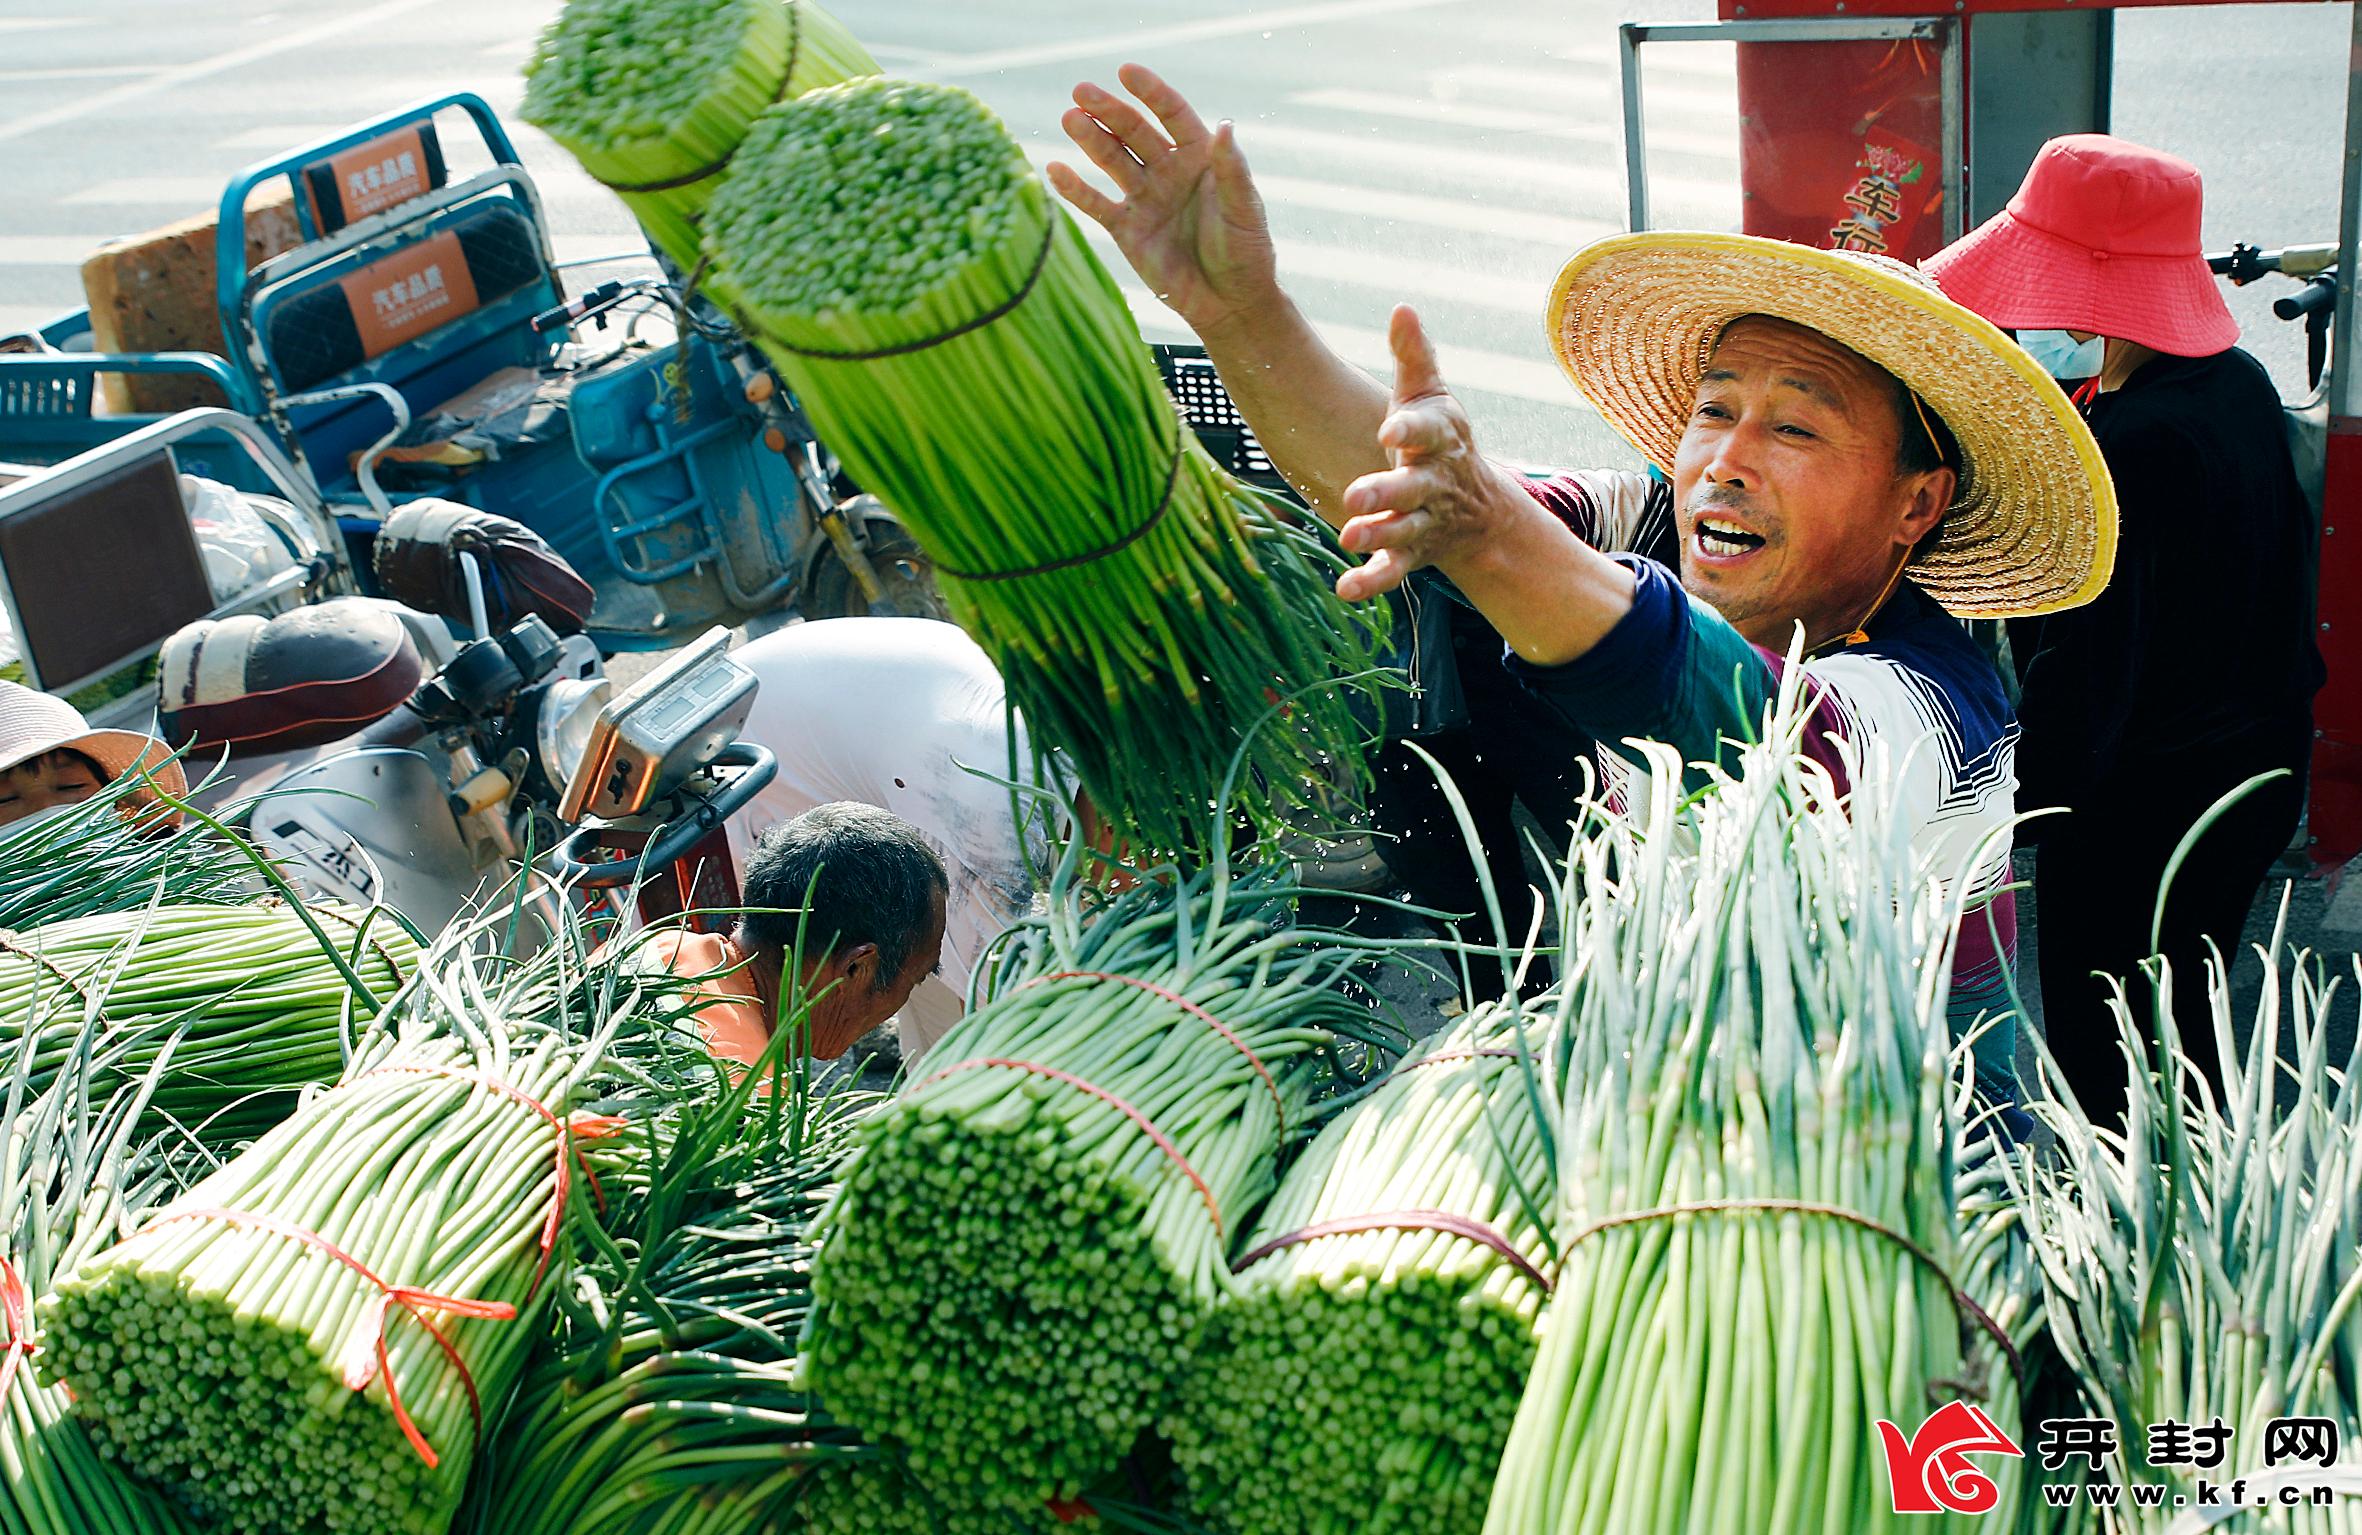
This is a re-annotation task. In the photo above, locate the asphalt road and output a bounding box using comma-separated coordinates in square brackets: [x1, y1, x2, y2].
[0, 0, 2355, 1052]
[0, 0, 2346, 451]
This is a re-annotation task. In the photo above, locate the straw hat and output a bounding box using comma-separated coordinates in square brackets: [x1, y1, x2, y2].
[0, 681, 185, 805]
[1546, 230, 2117, 618]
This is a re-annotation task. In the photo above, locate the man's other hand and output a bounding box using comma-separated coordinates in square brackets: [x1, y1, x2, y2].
[1336, 307, 1528, 602]
[1049, 63, 1280, 342]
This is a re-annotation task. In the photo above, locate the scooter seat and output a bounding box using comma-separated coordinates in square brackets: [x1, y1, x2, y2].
[373, 498, 596, 636]
[158, 598, 423, 753]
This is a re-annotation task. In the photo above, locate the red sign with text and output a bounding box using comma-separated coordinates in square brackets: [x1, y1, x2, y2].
[338, 231, 478, 359]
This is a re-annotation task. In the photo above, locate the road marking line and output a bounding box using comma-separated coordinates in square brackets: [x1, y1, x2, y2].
[1290, 88, 1738, 161]
[1429, 63, 1740, 121]
[1024, 143, 1619, 248]
[867, 42, 955, 66]
[0, 308, 61, 338]
[1622, 84, 1750, 125]
[0, 65, 165, 82]
[1071, 217, 1547, 316]
[0, 237, 106, 265]
[1118, 286, 1582, 408]
[214, 124, 347, 151]
[0, 0, 447, 146]
[550, 236, 658, 268]
[59, 177, 224, 209]
[0, 18, 88, 33]
[1222, 121, 1735, 218]
[1276, 242, 1545, 315]
[920, 0, 1470, 78]
[1257, 173, 1621, 246]
[1552, 41, 1737, 75]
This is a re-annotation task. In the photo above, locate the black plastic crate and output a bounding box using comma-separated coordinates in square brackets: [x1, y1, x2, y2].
[1153, 343, 1299, 500]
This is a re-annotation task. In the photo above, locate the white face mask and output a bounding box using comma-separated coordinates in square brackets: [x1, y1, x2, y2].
[2017, 329, 2107, 382]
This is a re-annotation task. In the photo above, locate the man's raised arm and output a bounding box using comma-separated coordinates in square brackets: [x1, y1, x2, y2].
[1049, 64, 1390, 523]
[1052, 68, 1635, 665]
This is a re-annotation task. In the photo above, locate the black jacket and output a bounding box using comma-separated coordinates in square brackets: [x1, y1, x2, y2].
[2006, 346, 2323, 822]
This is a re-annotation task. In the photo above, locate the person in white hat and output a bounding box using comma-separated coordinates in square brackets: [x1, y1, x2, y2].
[0, 680, 186, 831]
[1053, 65, 2118, 1126]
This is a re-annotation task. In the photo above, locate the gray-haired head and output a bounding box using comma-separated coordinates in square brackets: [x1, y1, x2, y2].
[738, 801, 949, 994]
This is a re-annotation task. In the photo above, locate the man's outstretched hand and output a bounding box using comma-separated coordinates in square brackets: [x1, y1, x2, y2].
[1335, 307, 1529, 603]
[1049, 63, 1280, 342]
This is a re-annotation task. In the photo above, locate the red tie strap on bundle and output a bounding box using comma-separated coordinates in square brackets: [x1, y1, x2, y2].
[300, 903, 416, 987]
[918, 1056, 1226, 1238]
[146, 1208, 512, 1470]
[114, 1067, 627, 1472]
[0, 1255, 33, 1413]
[0, 932, 104, 1022]
[1229, 1209, 1555, 1296]
[1557, 1197, 2024, 1400]
[1025, 971, 1286, 1133]
[354, 1063, 628, 1296]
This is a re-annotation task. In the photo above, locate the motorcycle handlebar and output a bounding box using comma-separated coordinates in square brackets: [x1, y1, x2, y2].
[547, 742, 777, 889]
[358, 703, 433, 750]
[531, 281, 628, 334]
[2209, 242, 2338, 283]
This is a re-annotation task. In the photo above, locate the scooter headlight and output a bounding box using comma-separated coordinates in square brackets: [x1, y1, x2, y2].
[535, 676, 613, 798]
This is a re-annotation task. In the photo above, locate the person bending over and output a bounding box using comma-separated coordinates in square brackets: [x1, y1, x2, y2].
[644, 800, 949, 1067]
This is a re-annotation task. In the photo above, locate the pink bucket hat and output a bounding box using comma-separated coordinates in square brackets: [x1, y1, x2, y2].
[1922, 134, 2239, 357]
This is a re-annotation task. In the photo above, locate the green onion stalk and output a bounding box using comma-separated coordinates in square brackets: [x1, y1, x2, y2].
[38, 919, 635, 1535]
[472, 972, 884, 1535]
[2000, 886, 2362, 1528]
[702, 78, 1394, 861]
[0, 1024, 204, 1533]
[0, 763, 255, 929]
[1167, 1003, 1557, 1535]
[479, 916, 1042, 1535]
[522, 0, 877, 270]
[805, 854, 1410, 1524]
[796, 1449, 1088, 1535]
[798, 1429, 1233, 1534]
[0, 901, 416, 1149]
[1482, 687, 2023, 1535]
[1953, 1127, 2079, 1535]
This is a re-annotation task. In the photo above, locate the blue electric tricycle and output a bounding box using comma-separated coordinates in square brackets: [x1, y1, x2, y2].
[0, 92, 942, 652]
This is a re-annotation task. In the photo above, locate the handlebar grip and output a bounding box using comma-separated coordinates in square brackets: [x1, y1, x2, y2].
[358, 703, 433, 750]
[532, 280, 628, 334]
[2275, 278, 2338, 323]
[549, 742, 778, 889]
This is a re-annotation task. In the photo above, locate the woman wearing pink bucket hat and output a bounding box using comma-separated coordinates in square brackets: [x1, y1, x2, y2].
[1926, 134, 2321, 1126]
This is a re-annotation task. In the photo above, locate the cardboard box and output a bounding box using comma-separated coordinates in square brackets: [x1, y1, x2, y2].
[79, 184, 303, 415]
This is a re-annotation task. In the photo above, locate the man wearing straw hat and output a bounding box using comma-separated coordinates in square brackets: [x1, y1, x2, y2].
[1054, 66, 2117, 1119]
